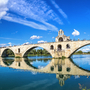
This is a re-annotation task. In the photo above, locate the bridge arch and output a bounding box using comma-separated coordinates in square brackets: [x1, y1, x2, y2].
[1, 48, 15, 57]
[69, 43, 90, 58]
[22, 45, 52, 57]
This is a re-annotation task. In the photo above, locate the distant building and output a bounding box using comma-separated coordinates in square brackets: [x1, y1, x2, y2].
[55, 29, 70, 42]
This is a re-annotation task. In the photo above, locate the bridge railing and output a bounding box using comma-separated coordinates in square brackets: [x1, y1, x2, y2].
[1, 40, 90, 48]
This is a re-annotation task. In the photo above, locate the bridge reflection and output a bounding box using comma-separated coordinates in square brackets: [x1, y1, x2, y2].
[0, 57, 90, 86]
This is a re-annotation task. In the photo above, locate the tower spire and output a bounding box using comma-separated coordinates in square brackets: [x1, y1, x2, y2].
[58, 29, 64, 36]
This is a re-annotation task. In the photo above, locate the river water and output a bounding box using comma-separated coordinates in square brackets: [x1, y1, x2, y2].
[0, 55, 90, 90]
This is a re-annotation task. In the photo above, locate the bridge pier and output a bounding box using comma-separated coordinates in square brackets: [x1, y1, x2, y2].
[15, 53, 22, 58]
[53, 50, 65, 58]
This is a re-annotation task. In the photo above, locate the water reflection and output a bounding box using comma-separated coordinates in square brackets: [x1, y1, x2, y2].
[72, 55, 90, 71]
[1, 57, 90, 87]
[24, 58, 51, 69]
[56, 74, 70, 86]
[2, 57, 14, 66]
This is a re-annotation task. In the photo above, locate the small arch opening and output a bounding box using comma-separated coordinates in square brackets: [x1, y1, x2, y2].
[59, 37, 63, 42]
[18, 48, 20, 53]
[58, 45, 62, 51]
[18, 62, 20, 67]
[66, 67, 71, 72]
[50, 45, 54, 50]
[51, 66, 54, 71]
[66, 44, 70, 49]
[58, 65, 62, 71]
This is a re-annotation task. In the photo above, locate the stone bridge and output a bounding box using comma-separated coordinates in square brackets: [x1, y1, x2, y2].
[0, 40, 90, 58]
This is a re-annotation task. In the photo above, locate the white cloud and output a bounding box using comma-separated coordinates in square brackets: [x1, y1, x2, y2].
[75, 75, 80, 79]
[30, 35, 42, 40]
[52, 37, 54, 39]
[25, 42, 29, 44]
[31, 71, 37, 75]
[38, 65, 44, 69]
[1, 0, 64, 31]
[8, 42, 12, 46]
[0, 44, 6, 47]
[51, 0, 67, 19]
[0, 0, 9, 19]
[30, 62, 33, 65]
[23, 42, 30, 45]
[80, 48, 90, 52]
[3, 15, 48, 30]
[38, 40, 47, 43]
[72, 29, 80, 36]
[79, 45, 90, 52]
[7, 0, 63, 25]
[3, 15, 58, 31]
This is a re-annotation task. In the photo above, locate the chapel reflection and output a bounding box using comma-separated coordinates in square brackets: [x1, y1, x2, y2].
[50, 59, 71, 86]
[56, 74, 70, 86]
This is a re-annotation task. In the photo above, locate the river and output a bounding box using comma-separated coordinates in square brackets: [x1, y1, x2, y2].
[0, 55, 90, 90]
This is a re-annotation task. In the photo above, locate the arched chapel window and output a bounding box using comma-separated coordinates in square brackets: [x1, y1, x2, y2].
[59, 37, 63, 42]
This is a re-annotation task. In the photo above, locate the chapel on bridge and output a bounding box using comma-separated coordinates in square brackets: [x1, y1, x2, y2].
[55, 29, 70, 42]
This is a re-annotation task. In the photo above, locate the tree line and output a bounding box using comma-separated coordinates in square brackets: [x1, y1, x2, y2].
[74, 50, 90, 54]
[27, 49, 51, 56]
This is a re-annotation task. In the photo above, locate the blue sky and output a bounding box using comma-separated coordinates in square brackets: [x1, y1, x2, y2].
[0, 0, 90, 51]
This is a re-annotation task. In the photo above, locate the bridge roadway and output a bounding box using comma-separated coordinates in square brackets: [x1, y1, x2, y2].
[0, 40, 90, 58]
[0, 58, 90, 76]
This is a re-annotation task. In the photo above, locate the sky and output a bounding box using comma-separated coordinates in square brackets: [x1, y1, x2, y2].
[0, 0, 90, 52]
